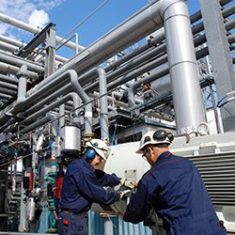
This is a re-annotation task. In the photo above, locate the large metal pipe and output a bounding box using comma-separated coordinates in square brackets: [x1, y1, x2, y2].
[0, 41, 18, 53]
[3, 70, 92, 134]
[79, 4, 235, 93]
[161, 0, 206, 135]
[0, 51, 44, 74]
[97, 68, 109, 142]
[20, 92, 80, 125]
[0, 62, 39, 79]
[54, 1, 163, 77]
[0, 81, 17, 90]
[0, 74, 18, 84]
[0, 12, 85, 51]
[0, 36, 68, 63]
[20, 116, 52, 134]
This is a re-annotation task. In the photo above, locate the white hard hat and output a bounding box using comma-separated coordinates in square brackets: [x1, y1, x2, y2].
[136, 130, 173, 154]
[85, 139, 110, 160]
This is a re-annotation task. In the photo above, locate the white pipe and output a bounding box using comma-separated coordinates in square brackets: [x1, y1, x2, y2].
[0, 41, 18, 53]
[0, 62, 38, 79]
[161, 0, 206, 135]
[0, 12, 85, 51]
[57, 1, 163, 75]
[0, 36, 68, 63]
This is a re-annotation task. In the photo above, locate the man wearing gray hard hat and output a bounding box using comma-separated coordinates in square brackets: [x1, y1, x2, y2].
[123, 129, 226, 235]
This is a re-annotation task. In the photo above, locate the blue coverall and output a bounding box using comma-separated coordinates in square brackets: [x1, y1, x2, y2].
[57, 157, 120, 235]
[123, 151, 227, 235]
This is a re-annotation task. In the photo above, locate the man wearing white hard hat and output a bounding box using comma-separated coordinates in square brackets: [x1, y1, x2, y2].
[123, 129, 226, 235]
[58, 138, 134, 235]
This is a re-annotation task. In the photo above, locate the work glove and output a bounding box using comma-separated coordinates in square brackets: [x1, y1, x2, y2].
[118, 189, 131, 200]
[120, 178, 137, 189]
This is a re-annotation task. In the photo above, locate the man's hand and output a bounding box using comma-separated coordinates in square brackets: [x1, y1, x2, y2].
[120, 178, 137, 189]
[118, 189, 131, 200]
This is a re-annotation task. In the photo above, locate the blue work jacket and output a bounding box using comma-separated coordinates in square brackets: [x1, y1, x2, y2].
[59, 157, 120, 213]
[123, 151, 226, 235]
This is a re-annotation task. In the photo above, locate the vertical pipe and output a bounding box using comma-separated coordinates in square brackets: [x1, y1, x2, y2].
[97, 68, 109, 142]
[160, 0, 206, 135]
[75, 33, 79, 55]
[17, 65, 28, 103]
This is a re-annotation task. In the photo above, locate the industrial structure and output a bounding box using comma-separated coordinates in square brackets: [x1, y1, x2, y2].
[0, 0, 234, 234]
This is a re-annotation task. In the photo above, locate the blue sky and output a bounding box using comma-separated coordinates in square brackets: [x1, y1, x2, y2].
[0, 0, 200, 58]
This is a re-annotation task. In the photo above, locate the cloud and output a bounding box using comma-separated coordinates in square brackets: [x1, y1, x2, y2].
[0, 0, 65, 39]
[28, 10, 50, 28]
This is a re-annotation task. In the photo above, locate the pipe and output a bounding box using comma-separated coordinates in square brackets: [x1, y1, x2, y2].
[0, 74, 18, 84]
[0, 70, 92, 135]
[0, 34, 24, 47]
[0, 87, 17, 96]
[20, 116, 52, 134]
[52, 1, 163, 77]
[24, 84, 71, 116]
[20, 92, 80, 125]
[97, 68, 109, 142]
[0, 93, 13, 99]
[161, 0, 206, 135]
[0, 41, 18, 53]
[79, 4, 234, 94]
[0, 50, 44, 74]
[0, 62, 38, 79]
[0, 12, 85, 51]
[0, 35, 68, 63]
[0, 81, 17, 90]
[8, 70, 78, 116]
[17, 65, 28, 104]
[107, 54, 168, 91]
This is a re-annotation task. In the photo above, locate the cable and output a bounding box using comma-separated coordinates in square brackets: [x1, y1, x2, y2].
[56, 0, 111, 49]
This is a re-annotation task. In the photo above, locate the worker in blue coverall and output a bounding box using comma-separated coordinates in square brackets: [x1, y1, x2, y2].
[123, 130, 227, 235]
[57, 138, 134, 235]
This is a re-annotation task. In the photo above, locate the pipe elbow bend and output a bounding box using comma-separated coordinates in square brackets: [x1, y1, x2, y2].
[159, 0, 183, 18]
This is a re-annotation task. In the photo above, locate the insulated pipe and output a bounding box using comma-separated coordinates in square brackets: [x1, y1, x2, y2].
[0, 62, 38, 79]
[0, 51, 44, 74]
[54, 1, 163, 77]
[0, 93, 13, 99]
[0, 74, 18, 84]
[7, 69, 91, 134]
[80, 4, 234, 93]
[161, 0, 206, 135]
[0, 81, 17, 90]
[107, 54, 168, 91]
[7, 70, 78, 115]
[79, 0, 234, 89]
[20, 92, 80, 125]
[0, 34, 24, 48]
[0, 41, 18, 53]
[0, 12, 85, 51]
[24, 84, 71, 116]
[0, 87, 17, 96]
[0, 35, 68, 63]
[20, 116, 52, 134]
[97, 67, 109, 142]
[17, 65, 28, 104]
